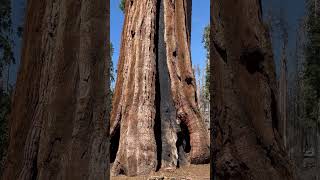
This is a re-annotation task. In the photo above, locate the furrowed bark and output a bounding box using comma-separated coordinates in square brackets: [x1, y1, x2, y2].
[110, 0, 209, 176]
[110, 0, 158, 176]
[158, 0, 179, 170]
[210, 0, 295, 179]
[163, 0, 210, 164]
[2, 0, 109, 179]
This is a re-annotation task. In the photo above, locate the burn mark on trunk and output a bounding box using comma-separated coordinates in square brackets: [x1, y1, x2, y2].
[110, 125, 120, 163]
[240, 48, 264, 74]
[176, 121, 191, 168]
[258, 0, 263, 21]
[131, 30, 135, 38]
[271, 89, 279, 131]
[185, 77, 193, 85]
[156, 0, 178, 169]
[213, 40, 227, 63]
[154, 0, 162, 170]
[173, 50, 177, 57]
[31, 158, 38, 180]
[178, 122, 191, 153]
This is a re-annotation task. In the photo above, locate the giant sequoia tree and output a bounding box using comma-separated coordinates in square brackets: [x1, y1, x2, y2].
[210, 0, 295, 179]
[110, 0, 209, 176]
[2, 0, 110, 179]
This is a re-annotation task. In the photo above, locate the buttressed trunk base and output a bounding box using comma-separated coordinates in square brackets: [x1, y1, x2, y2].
[110, 0, 209, 176]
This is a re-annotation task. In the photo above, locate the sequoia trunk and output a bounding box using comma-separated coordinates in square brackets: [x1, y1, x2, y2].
[210, 0, 295, 179]
[279, 49, 288, 149]
[2, 0, 110, 179]
[110, 0, 209, 176]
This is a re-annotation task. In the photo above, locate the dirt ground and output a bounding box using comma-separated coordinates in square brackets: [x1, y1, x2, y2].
[110, 164, 210, 180]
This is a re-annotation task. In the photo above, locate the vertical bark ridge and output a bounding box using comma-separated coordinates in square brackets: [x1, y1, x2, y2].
[2, 0, 46, 178]
[111, 0, 209, 176]
[158, 0, 179, 170]
[110, 0, 135, 137]
[71, 0, 109, 179]
[163, 0, 210, 164]
[111, 0, 141, 174]
[36, 0, 81, 178]
[111, 0, 158, 176]
[154, 0, 163, 171]
[3, 0, 109, 179]
[279, 49, 288, 149]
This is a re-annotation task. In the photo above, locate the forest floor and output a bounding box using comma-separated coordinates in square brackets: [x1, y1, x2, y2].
[110, 164, 210, 180]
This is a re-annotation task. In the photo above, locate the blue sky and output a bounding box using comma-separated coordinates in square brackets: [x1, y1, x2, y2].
[7, 0, 306, 87]
[5, 0, 25, 86]
[110, 0, 125, 75]
[262, 0, 306, 76]
[111, 0, 210, 86]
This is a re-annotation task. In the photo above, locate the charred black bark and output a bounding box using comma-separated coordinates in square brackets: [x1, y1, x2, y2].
[154, 0, 162, 171]
[157, 0, 179, 169]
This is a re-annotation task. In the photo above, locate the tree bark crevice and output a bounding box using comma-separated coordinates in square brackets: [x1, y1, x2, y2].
[110, 0, 209, 176]
[3, 0, 109, 179]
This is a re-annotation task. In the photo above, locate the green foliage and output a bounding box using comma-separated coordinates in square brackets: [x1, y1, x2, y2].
[303, 0, 320, 127]
[110, 42, 115, 83]
[0, 0, 13, 170]
[304, 14, 320, 98]
[202, 25, 210, 99]
[109, 42, 115, 103]
[202, 25, 210, 53]
[119, 0, 126, 13]
[0, 0, 15, 75]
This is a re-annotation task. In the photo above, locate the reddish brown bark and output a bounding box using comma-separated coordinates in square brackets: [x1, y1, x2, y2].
[163, 0, 209, 164]
[110, 0, 158, 176]
[110, 0, 209, 177]
[210, 0, 295, 179]
[2, 0, 110, 179]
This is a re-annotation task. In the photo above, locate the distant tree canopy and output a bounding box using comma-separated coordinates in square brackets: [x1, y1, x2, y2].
[303, 0, 320, 126]
[202, 25, 210, 99]
[305, 1, 320, 98]
[0, 0, 15, 75]
[119, 0, 126, 13]
[0, 0, 13, 172]
[110, 42, 114, 83]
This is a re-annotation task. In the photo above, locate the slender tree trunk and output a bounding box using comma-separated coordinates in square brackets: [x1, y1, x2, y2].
[2, 0, 110, 179]
[315, 0, 320, 18]
[316, 101, 320, 179]
[110, 0, 209, 176]
[279, 48, 288, 149]
[0, 77, 2, 92]
[6, 64, 10, 92]
[210, 0, 295, 179]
